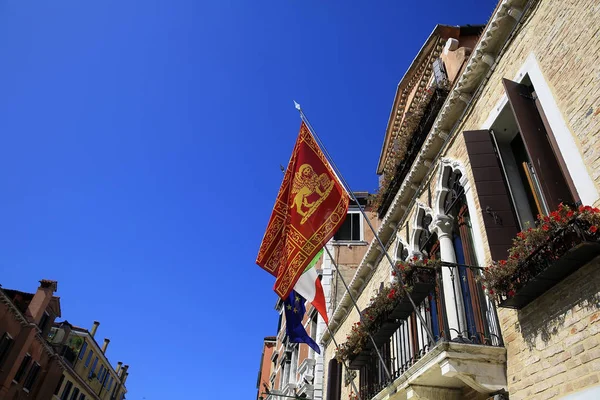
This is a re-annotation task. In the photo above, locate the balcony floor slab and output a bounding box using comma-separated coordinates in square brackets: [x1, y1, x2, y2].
[372, 341, 507, 400]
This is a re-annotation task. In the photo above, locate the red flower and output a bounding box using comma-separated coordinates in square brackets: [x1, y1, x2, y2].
[579, 205, 585, 213]
[507, 290, 516, 297]
[488, 289, 495, 295]
[567, 210, 574, 218]
[499, 260, 507, 266]
[542, 224, 550, 231]
[412, 256, 418, 261]
[590, 226, 598, 233]
[400, 264, 405, 271]
[356, 322, 360, 326]
[517, 232, 525, 239]
[391, 271, 397, 276]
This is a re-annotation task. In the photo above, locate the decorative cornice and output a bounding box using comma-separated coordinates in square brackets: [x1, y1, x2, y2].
[321, 0, 528, 346]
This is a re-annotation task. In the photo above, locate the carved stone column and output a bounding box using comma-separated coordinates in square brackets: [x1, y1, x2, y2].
[432, 215, 466, 339]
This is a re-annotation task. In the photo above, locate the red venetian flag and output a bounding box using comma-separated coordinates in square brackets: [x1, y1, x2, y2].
[256, 122, 349, 321]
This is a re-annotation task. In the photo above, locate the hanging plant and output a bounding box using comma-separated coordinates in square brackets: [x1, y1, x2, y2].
[480, 203, 600, 299]
[335, 258, 439, 362]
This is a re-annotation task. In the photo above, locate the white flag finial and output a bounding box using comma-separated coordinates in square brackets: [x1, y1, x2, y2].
[293, 100, 301, 111]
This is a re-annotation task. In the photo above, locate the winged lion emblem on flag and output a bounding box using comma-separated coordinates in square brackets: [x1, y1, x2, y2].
[291, 163, 336, 225]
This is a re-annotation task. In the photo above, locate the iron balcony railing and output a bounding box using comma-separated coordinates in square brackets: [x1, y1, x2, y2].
[355, 263, 503, 399]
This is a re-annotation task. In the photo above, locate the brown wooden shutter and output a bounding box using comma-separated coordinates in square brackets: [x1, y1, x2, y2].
[463, 129, 519, 261]
[326, 359, 341, 400]
[503, 79, 574, 210]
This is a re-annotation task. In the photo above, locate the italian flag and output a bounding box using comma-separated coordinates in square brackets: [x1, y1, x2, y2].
[293, 249, 328, 324]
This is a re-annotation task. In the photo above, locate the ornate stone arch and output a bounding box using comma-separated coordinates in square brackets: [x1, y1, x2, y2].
[394, 234, 410, 262]
[433, 158, 469, 217]
[409, 202, 434, 256]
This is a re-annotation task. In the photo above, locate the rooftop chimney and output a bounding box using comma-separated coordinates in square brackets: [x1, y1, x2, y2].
[26, 279, 58, 324]
[121, 365, 129, 381]
[122, 366, 129, 385]
[90, 321, 100, 337]
[116, 362, 123, 374]
[102, 338, 110, 353]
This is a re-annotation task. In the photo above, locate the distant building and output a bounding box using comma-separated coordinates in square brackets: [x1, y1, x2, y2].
[256, 337, 277, 400]
[49, 321, 128, 400]
[0, 280, 64, 399]
[0, 280, 129, 400]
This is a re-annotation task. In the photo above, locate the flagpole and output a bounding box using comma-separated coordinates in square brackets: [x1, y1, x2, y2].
[276, 163, 392, 384]
[322, 245, 393, 383]
[294, 101, 436, 344]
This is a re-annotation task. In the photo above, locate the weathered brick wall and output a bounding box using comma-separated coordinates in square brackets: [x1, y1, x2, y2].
[456, 0, 600, 207]
[499, 257, 600, 399]
[449, 0, 600, 396]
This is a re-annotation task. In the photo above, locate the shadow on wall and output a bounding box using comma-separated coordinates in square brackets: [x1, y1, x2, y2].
[516, 257, 600, 349]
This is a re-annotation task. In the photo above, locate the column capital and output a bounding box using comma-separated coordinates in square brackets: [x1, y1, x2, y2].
[431, 214, 453, 237]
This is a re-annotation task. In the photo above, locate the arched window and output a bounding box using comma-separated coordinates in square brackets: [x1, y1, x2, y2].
[417, 211, 439, 259]
[443, 170, 464, 214]
[396, 241, 409, 262]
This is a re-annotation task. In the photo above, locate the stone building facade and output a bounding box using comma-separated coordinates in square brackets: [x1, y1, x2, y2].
[49, 321, 129, 400]
[319, 0, 600, 399]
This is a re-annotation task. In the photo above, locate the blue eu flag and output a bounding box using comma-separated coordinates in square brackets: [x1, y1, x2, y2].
[284, 290, 321, 354]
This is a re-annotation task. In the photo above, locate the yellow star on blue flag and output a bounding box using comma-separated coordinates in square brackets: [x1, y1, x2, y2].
[283, 290, 320, 354]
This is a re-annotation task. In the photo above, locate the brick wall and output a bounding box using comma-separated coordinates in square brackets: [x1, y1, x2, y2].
[500, 257, 600, 399]
[457, 0, 600, 207]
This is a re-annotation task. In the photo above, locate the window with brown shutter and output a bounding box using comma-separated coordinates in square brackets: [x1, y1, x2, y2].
[326, 359, 341, 400]
[463, 129, 520, 261]
[503, 78, 577, 210]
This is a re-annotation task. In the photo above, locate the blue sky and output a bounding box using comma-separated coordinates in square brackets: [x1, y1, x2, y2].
[0, 1, 495, 398]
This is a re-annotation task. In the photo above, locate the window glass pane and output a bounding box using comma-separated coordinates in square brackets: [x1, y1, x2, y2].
[14, 354, 31, 382]
[334, 214, 352, 241]
[78, 342, 87, 360]
[84, 350, 93, 367]
[351, 213, 360, 240]
[61, 381, 73, 400]
[23, 363, 40, 390]
[89, 357, 98, 378]
[0, 333, 14, 366]
[69, 388, 80, 400]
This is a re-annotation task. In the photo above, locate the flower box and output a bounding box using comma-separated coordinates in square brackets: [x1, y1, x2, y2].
[498, 219, 600, 309]
[347, 339, 374, 369]
[389, 267, 437, 320]
[347, 319, 399, 369]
